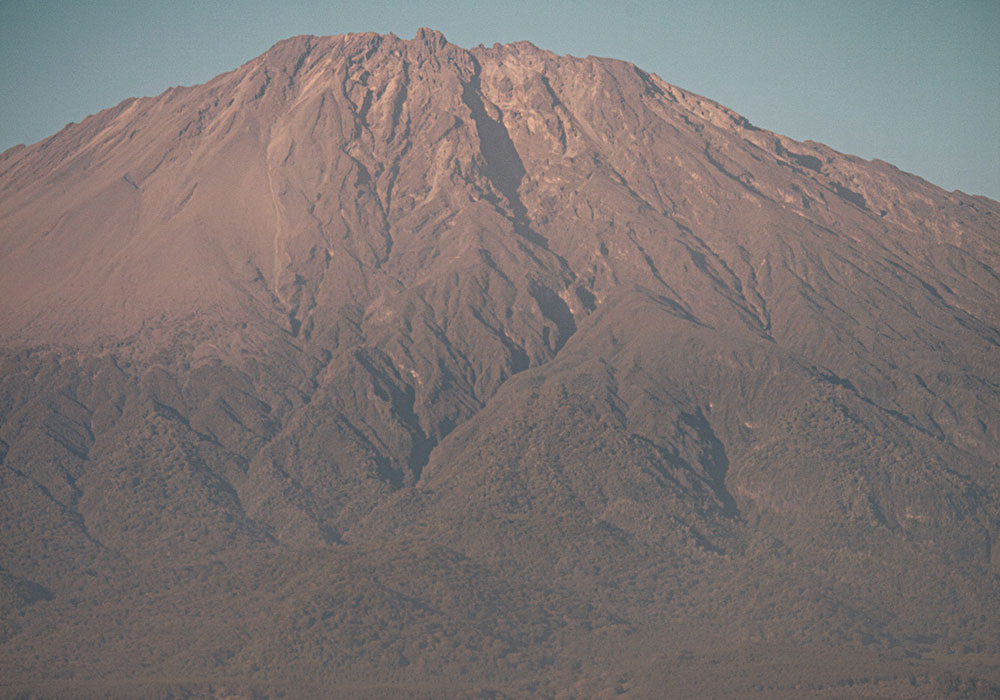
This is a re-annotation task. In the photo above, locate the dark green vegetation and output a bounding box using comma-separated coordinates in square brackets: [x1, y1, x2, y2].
[1, 29, 998, 698]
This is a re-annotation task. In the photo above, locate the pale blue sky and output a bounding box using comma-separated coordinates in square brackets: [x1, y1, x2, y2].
[1, 0, 997, 199]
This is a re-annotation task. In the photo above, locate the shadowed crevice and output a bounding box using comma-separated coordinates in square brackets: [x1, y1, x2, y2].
[462, 60, 550, 250]
[354, 350, 437, 484]
[679, 409, 740, 519]
[529, 281, 576, 353]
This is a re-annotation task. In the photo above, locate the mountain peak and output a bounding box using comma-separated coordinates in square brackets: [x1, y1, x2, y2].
[413, 26, 448, 48]
[1, 26, 996, 354]
[1, 29, 998, 698]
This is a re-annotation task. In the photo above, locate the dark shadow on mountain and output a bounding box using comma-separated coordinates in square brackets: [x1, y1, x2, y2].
[0, 569, 55, 604]
[462, 60, 550, 250]
[529, 281, 576, 352]
[833, 182, 868, 210]
[680, 409, 740, 518]
[355, 350, 437, 484]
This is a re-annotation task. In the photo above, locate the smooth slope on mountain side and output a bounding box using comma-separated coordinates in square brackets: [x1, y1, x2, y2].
[1, 28, 998, 699]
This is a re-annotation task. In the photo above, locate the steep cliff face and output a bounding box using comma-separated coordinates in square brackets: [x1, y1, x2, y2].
[1, 29, 998, 698]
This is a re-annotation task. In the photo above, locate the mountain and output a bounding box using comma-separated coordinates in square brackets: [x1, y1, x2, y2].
[1, 28, 998, 699]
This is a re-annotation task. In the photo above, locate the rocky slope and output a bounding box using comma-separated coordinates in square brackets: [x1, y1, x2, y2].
[1, 28, 998, 698]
